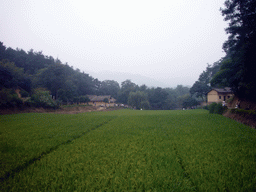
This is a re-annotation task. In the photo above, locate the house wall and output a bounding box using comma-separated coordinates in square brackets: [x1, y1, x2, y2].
[207, 90, 234, 104]
[218, 93, 233, 102]
[88, 101, 116, 107]
[207, 90, 219, 103]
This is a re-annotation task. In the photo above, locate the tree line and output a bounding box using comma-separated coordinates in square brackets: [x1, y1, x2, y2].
[190, 0, 256, 103]
[0, 42, 197, 110]
[1, 0, 255, 109]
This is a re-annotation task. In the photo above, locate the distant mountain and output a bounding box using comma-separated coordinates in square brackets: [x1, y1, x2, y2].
[86, 70, 171, 88]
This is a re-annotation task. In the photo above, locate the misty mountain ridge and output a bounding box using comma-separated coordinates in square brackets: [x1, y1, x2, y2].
[86, 70, 172, 88]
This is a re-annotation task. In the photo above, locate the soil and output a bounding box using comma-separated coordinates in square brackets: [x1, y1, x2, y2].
[223, 110, 256, 128]
[224, 96, 256, 128]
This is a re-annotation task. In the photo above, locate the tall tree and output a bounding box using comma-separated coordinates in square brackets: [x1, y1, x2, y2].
[0, 42, 6, 61]
[0, 60, 31, 92]
[35, 64, 69, 98]
[175, 85, 190, 96]
[118, 80, 138, 104]
[72, 70, 94, 96]
[213, 0, 256, 100]
[191, 60, 222, 101]
[190, 81, 211, 101]
[92, 78, 102, 95]
[128, 91, 150, 110]
[182, 96, 199, 109]
[98, 80, 120, 99]
[148, 87, 169, 110]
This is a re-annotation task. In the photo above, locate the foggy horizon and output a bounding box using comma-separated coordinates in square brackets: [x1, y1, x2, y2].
[1, 0, 228, 88]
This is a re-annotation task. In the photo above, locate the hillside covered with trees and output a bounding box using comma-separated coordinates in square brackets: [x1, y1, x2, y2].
[0, 42, 195, 110]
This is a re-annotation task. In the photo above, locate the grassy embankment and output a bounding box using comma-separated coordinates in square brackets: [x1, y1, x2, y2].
[1, 110, 256, 191]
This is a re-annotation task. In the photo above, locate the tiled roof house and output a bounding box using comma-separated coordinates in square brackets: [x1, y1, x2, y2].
[207, 87, 234, 103]
[87, 95, 116, 106]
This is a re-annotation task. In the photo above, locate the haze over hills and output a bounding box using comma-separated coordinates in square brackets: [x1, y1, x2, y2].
[86, 70, 178, 88]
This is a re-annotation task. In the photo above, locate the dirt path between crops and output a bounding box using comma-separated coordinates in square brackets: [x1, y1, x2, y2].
[0, 106, 121, 115]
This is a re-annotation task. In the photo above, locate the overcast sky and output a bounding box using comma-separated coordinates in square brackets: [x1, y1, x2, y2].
[1, 0, 228, 88]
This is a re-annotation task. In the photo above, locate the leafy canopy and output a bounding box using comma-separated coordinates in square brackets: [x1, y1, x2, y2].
[212, 0, 256, 101]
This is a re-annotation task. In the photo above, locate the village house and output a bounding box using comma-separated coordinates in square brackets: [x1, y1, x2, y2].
[207, 87, 234, 104]
[87, 95, 116, 107]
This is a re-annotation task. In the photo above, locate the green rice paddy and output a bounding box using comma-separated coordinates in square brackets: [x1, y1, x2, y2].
[1, 109, 256, 191]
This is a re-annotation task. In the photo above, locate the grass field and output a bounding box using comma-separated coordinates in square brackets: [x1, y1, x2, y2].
[1, 109, 256, 191]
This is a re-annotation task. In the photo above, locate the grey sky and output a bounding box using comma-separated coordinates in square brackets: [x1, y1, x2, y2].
[1, 0, 228, 87]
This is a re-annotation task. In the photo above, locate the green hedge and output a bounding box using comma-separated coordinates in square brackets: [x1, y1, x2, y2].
[208, 102, 227, 115]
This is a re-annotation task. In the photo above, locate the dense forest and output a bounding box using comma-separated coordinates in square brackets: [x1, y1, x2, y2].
[190, 0, 256, 103]
[0, 41, 196, 110]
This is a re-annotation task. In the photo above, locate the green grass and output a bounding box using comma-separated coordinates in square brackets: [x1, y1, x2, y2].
[0, 112, 113, 180]
[1, 109, 256, 191]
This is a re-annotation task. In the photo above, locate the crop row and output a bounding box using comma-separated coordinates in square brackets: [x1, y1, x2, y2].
[0, 112, 114, 180]
[1, 109, 256, 191]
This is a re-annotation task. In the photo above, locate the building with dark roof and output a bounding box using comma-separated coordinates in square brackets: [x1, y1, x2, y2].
[207, 87, 234, 104]
[87, 95, 116, 106]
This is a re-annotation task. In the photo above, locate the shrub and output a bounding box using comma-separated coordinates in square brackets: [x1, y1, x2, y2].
[25, 89, 58, 109]
[214, 103, 227, 114]
[208, 103, 217, 113]
[0, 88, 23, 108]
[208, 102, 227, 115]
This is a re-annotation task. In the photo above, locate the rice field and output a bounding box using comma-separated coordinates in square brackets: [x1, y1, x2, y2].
[1, 109, 256, 191]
